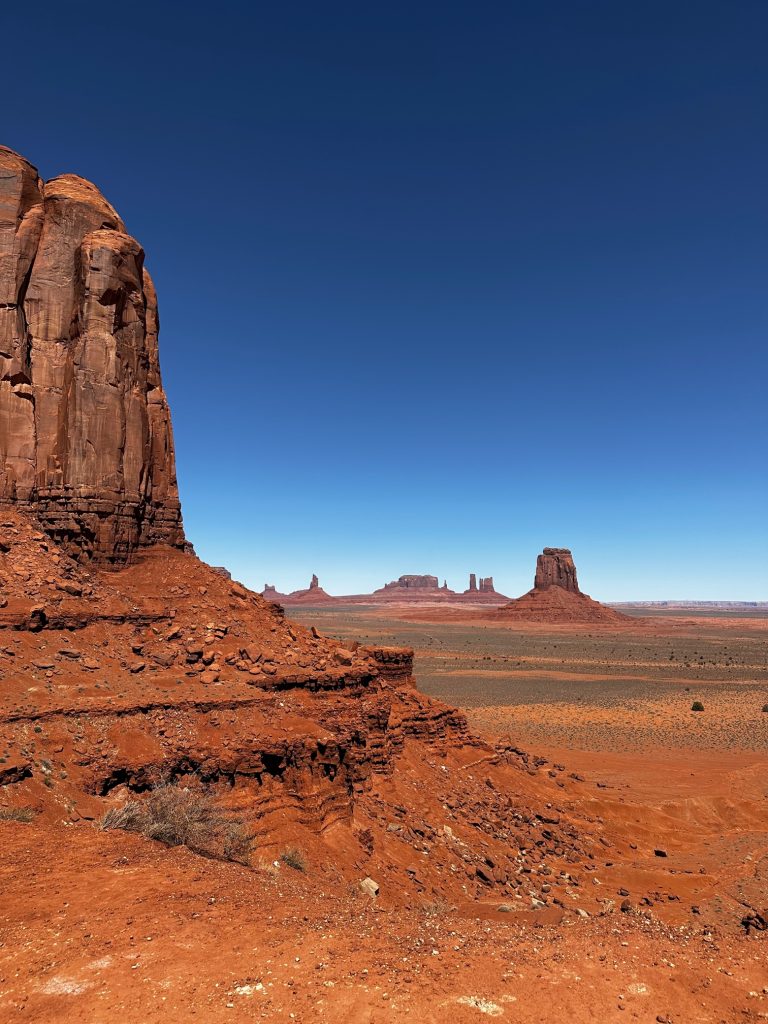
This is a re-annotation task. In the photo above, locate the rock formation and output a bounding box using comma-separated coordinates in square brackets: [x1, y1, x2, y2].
[535, 548, 580, 593]
[496, 548, 628, 623]
[266, 572, 509, 604]
[0, 146, 183, 563]
[378, 574, 441, 592]
[265, 575, 337, 604]
[462, 573, 506, 601]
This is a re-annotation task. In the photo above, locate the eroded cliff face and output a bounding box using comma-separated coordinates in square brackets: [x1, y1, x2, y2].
[0, 146, 182, 563]
[534, 547, 580, 593]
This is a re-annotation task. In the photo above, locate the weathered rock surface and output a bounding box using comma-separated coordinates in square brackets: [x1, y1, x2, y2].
[0, 146, 182, 563]
[535, 548, 580, 593]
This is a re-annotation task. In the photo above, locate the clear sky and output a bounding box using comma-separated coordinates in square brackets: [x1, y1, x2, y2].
[4, 1, 766, 599]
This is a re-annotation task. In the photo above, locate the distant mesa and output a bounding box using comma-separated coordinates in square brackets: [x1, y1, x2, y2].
[262, 575, 337, 605]
[258, 553, 624, 619]
[262, 571, 509, 604]
[466, 574, 497, 595]
[376, 574, 441, 593]
[495, 548, 628, 623]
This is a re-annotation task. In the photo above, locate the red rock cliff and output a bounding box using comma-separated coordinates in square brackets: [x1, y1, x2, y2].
[0, 146, 183, 563]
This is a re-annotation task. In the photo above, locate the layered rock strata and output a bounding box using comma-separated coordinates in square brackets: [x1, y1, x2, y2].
[0, 146, 183, 563]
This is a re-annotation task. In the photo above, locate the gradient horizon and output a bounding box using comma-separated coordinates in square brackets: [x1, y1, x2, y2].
[3, 1, 766, 600]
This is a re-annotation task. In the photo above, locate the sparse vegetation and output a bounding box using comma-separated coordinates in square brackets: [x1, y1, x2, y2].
[98, 785, 251, 864]
[691, 701, 705, 712]
[421, 898, 454, 917]
[0, 806, 35, 822]
[762, 704, 768, 713]
[280, 846, 307, 872]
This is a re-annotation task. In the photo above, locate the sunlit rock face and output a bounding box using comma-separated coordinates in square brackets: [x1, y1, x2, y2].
[534, 548, 580, 593]
[0, 146, 183, 562]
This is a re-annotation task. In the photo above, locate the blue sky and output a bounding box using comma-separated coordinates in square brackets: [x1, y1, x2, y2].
[5, 1, 766, 599]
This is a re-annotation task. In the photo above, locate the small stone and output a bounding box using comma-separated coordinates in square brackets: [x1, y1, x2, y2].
[359, 877, 379, 898]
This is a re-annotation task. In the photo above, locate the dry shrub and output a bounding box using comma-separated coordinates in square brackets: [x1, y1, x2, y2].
[421, 898, 454, 917]
[99, 785, 250, 864]
[280, 846, 307, 871]
[0, 806, 35, 823]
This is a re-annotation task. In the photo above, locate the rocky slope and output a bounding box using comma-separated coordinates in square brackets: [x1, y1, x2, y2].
[0, 504, 612, 904]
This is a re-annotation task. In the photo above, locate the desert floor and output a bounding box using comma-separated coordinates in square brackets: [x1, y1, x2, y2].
[2, 606, 766, 1023]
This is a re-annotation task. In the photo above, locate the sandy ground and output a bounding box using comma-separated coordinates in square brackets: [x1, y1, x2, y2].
[2, 818, 768, 1024]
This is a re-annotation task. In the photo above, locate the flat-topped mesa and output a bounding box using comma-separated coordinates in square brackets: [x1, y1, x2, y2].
[378, 574, 440, 592]
[479, 576, 495, 592]
[534, 547, 580, 593]
[0, 146, 183, 563]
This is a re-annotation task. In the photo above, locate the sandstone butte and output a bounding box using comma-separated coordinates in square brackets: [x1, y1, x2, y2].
[492, 547, 630, 624]
[0, 146, 183, 563]
[1, 148, 765, 1023]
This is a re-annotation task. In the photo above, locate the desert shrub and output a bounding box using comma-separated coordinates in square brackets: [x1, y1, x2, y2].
[762, 704, 768, 713]
[691, 701, 705, 712]
[280, 846, 307, 872]
[421, 898, 453, 917]
[99, 785, 250, 864]
[0, 806, 35, 822]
